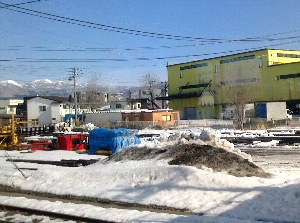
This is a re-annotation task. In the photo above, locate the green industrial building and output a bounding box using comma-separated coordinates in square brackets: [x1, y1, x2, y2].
[163, 49, 300, 120]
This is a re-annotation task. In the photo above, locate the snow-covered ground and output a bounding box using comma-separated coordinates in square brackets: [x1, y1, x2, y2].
[1, 127, 300, 222]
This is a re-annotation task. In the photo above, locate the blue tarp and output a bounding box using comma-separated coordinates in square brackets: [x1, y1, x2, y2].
[88, 128, 141, 154]
[64, 114, 86, 122]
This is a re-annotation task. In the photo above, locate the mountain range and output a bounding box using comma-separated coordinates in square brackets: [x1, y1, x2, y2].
[0, 79, 160, 99]
[0, 79, 82, 99]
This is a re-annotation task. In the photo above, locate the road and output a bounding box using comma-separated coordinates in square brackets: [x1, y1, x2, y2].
[241, 146, 300, 173]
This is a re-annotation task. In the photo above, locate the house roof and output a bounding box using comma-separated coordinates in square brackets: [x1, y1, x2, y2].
[122, 109, 177, 114]
[29, 96, 71, 103]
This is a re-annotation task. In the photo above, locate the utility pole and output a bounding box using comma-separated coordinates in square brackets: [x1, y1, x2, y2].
[73, 67, 78, 126]
[149, 80, 155, 109]
[161, 81, 168, 109]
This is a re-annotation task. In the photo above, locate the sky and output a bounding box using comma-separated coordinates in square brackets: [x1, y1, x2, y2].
[1, 127, 300, 222]
[2, 1, 300, 86]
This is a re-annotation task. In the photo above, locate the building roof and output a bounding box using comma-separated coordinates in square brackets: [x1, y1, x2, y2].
[166, 48, 300, 67]
[122, 109, 176, 114]
[29, 96, 71, 103]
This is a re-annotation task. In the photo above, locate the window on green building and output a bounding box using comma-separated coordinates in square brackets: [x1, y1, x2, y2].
[259, 58, 263, 68]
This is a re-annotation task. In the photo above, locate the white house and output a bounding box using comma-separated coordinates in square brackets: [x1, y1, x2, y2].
[27, 96, 73, 127]
[107, 93, 131, 110]
[0, 99, 23, 114]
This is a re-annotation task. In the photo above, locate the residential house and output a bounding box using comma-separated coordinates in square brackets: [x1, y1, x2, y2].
[139, 88, 164, 109]
[27, 96, 73, 127]
[77, 91, 107, 112]
[107, 93, 130, 110]
[121, 109, 180, 129]
[0, 99, 23, 115]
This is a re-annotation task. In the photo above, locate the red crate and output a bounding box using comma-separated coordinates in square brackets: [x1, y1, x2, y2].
[57, 134, 85, 151]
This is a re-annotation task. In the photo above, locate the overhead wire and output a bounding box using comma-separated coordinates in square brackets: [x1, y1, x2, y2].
[2, 1, 300, 59]
[4, 36, 300, 64]
[2, 1, 300, 83]
[1, 13, 300, 62]
[3, 0, 300, 45]
[0, 1, 277, 43]
[0, 0, 45, 8]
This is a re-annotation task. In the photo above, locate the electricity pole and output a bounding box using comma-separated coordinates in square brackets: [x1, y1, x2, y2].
[73, 67, 78, 126]
[149, 80, 155, 109]
[161, 81, 168, 109]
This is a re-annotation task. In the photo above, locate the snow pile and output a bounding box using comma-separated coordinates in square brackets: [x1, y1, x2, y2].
[81, 123, 96, 131]
[198, 128, 234, 149]
[139, 128, 252, 162]
[198, 129, 252, 161]
[54, 122, 72, 132]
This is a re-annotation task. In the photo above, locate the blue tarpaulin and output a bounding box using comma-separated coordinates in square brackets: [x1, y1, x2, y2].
[88, 128, 141, 154]
[64, 114, 86, 122]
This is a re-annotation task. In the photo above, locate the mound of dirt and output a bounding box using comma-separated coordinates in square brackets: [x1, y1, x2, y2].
[108, 143, 271, 178]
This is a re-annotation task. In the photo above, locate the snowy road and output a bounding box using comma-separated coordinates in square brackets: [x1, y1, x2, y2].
[242, 147, 300, 170]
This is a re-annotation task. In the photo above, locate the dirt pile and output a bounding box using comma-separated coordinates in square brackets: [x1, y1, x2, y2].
[108, 143, 271, 178]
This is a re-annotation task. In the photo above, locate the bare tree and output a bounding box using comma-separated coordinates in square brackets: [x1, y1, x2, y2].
[224, 81, 259, 130]
[83, 74, 107, 111]
[140, 73, 160, 87]
[140, 73, 161, 109]
[218, 58, 261, 129]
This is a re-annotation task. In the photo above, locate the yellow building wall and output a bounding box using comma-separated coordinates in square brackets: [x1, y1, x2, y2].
[263, 62, 300, 101]
[268, 49, 300, 65]
[168, 49, 300, 119]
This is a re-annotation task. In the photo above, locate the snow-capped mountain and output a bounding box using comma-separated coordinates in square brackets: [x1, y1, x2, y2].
[0, 80, 30, 98]
[1, 80, 23, 88]
[0, 79, 82, 98]
[0, 79, 163, 99]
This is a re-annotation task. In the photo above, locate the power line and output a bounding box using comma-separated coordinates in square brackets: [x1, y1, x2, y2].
[2, 2, 300, 58]
[3, 36, 300, 64]
[0, 0, 46, 8]
[3, 1, 300, 44]
[2, 1, 300, 85]
[0, 1, 271, 43]
[2, 3, 300, 55]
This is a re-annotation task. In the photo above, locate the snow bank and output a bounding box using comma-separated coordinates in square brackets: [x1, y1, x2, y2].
[140, 128, 252, 162]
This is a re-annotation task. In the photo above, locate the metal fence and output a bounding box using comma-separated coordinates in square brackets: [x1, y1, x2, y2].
[99, 119, 234, 129]
[179, 119, 234, 128]
[110, 121, 180, 129]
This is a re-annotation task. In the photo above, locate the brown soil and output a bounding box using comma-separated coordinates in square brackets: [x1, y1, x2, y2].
[108, 143, 271, 178]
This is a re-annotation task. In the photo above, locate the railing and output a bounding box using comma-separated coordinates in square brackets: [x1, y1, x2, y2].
[96, 119, 233, 129]
[179, 119, 234, 128]
[110, 121, 180, 129]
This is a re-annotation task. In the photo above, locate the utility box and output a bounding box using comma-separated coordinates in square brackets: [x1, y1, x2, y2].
[57, 134, 86, 151]
[255, 102, 287, 121]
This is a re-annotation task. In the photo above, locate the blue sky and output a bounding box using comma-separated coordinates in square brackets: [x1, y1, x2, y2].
[1, 0, 300, 86]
